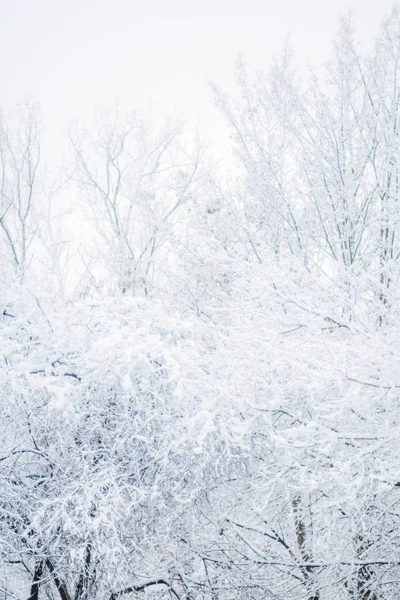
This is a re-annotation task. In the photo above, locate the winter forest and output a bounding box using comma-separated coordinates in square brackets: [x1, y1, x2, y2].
[3, 6, 400, 600]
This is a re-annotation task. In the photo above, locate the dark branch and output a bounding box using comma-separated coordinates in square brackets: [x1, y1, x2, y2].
[111, 580, 180, 600]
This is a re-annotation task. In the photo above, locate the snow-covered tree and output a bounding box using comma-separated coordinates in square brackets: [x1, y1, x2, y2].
[0, 100, 42, 283]
[3, 8, 400, 600]
[69, 110, 204, 298]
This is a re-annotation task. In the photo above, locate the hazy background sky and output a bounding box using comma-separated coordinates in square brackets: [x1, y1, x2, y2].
[0, 0, 396, 159]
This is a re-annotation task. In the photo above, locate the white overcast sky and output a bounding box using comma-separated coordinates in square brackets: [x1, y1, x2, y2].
[0, 0, 396, 158]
